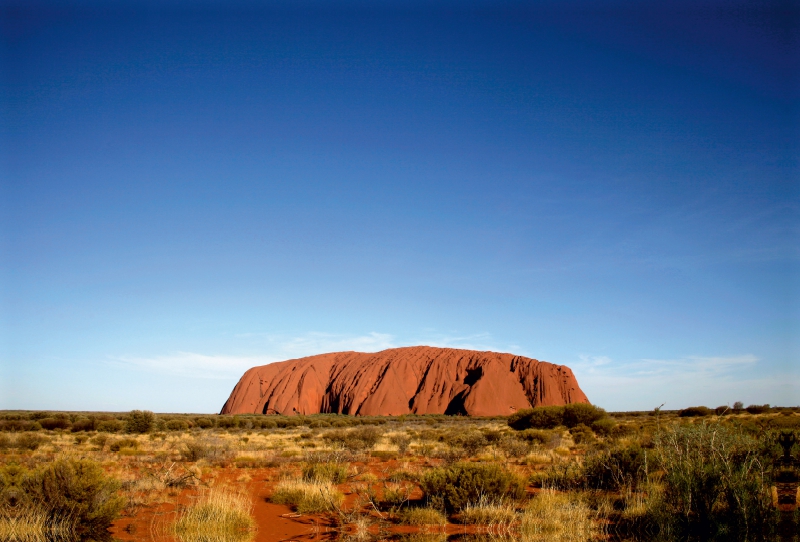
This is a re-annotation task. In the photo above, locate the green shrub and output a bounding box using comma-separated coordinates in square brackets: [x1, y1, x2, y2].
[517, 429, 552, 446]
[562, 403, 606, 428]
[97, 419, 124, 433]
[714, 406, 731, 416]
[591, 417, 616, 436]
[302, 462, 348, 484]
[39, 417, 71, 431]
[194, 417, 215, 429]
[126, 410, 155, 433]
[166, 419, 189, 431]
[508, 404, 607, 430]
[71, 417, 97, 432]
[569, 423, 595, 445]
[108, 437, 139, 452]
[322, 426, 383, 451]
[653, 422, 773, 539]
[582, 444, 647, 490]
[20, 459, 124, 535]
[182, 438, 232, 462]
[419, 462, 524, 512]
[678, 406, 712, 417]
[745, 404, 771, 415]
[14, 433, 48, 451]
[508, 406, 564, 430]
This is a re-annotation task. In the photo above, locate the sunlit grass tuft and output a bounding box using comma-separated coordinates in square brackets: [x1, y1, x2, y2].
[173, 490, 255, 542]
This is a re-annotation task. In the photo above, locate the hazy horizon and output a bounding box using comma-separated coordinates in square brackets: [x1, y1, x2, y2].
[2, 0, 797, 413]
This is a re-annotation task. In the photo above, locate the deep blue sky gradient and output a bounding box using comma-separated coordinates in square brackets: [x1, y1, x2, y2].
[2, 1, 798, 412]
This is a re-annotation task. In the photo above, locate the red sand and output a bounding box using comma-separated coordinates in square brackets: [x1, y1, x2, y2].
[222, 346, 589, 416]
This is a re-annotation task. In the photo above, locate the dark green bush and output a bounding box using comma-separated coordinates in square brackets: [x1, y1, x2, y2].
[108, 438, 139, 452]
[570, 423, 596, 445]
[165, 419, 189, 431]
[71, 417, 97, 432]
[508, 406, 564, 429]
[678, 406, 712, 417]
[562, 403, 607, 427]
[508, 403, 607, 430]
[517, 429, 552, 446]
[125, 410, 155, 433]
[582, 444, 647, 490]
[15, 433, 48, 451]
[745, 404, 771, 415]
[322, 426, 383, 451]
[419, 462, 524, 512]
[590, 417, 616, 436]
[21, 459, 124, 535]
[653, 422, 773, 540]
[39, 417, 72, 431]
[714, 406, 731, 416]
[193, 417, 215, 429]
[0, 420, 41, 432]
[97, 419, 124, 433]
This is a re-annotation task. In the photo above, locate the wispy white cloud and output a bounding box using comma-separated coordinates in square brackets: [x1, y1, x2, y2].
[570, 353, 797, 411]
[112, 352, 275, 379]
[112, 332, 399, 380]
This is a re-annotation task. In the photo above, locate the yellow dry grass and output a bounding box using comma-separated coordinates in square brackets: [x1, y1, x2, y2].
[519, 490, 598, 541]
[173, 489, 255, 542]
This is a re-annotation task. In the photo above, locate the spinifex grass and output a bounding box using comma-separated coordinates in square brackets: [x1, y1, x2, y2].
[173, 490, 255, 542]
[0, 505, 75, 542]
[519, 490, 598, 541]
[270, 479, 344, 513]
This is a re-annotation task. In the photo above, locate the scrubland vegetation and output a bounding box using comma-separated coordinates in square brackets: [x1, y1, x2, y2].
[0, 404, 798, 542]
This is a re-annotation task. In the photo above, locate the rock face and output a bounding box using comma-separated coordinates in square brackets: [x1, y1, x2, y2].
[221, 346, 590, 416]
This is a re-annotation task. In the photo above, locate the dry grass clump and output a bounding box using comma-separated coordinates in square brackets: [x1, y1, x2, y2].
[270, 479, 344, 513]
[399, 506, 447, 526]
[173, 490, 255, 541]
[519, 490, 598, 540]
[459, 496, 517, 527]
[0, 506, 75, 542]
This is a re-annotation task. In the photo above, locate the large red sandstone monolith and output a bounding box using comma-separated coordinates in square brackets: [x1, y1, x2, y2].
[221, 346, 589, 416]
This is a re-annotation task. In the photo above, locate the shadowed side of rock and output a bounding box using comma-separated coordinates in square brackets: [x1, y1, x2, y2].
[220, 346, 590, 416]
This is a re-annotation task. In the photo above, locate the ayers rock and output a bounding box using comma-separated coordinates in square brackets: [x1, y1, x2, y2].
[221, 346, 590, 416]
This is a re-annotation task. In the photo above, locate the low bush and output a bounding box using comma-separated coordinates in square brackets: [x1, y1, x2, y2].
[517, 429, 552, 446]
[715, 406, 731, 416]
[15, 433, 48, 451]
[194, 417, 215, 429]
[302, 461, 348, 484]
[508, 404, 607, 430]
[420, 462, 524, 512]
[591, 417, 616, 436]
[570, 423, 596, 445]
[653, 422, 773, 540]
[678, 406, 712, 417]
[182, 438, 232, 462]
[745, 404, 771, 415]
[70, 417, 97, 432]
[20, 459, 124, 536]
[109, 438, 139, 452]
[39, 417, 71, 431]
[165, 419, 189, 431]
[582, 444, 648, 490]
[322, 426, 383, 451]
[97, 419, 124, 433]
[125, 410, 155, 433]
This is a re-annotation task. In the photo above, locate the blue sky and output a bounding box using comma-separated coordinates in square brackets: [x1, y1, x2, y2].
[2, 1, 797, 413]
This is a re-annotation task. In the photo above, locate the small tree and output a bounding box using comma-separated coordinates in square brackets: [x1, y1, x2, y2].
[733, 401, 744, 411]
[126, 410, 155, 434]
